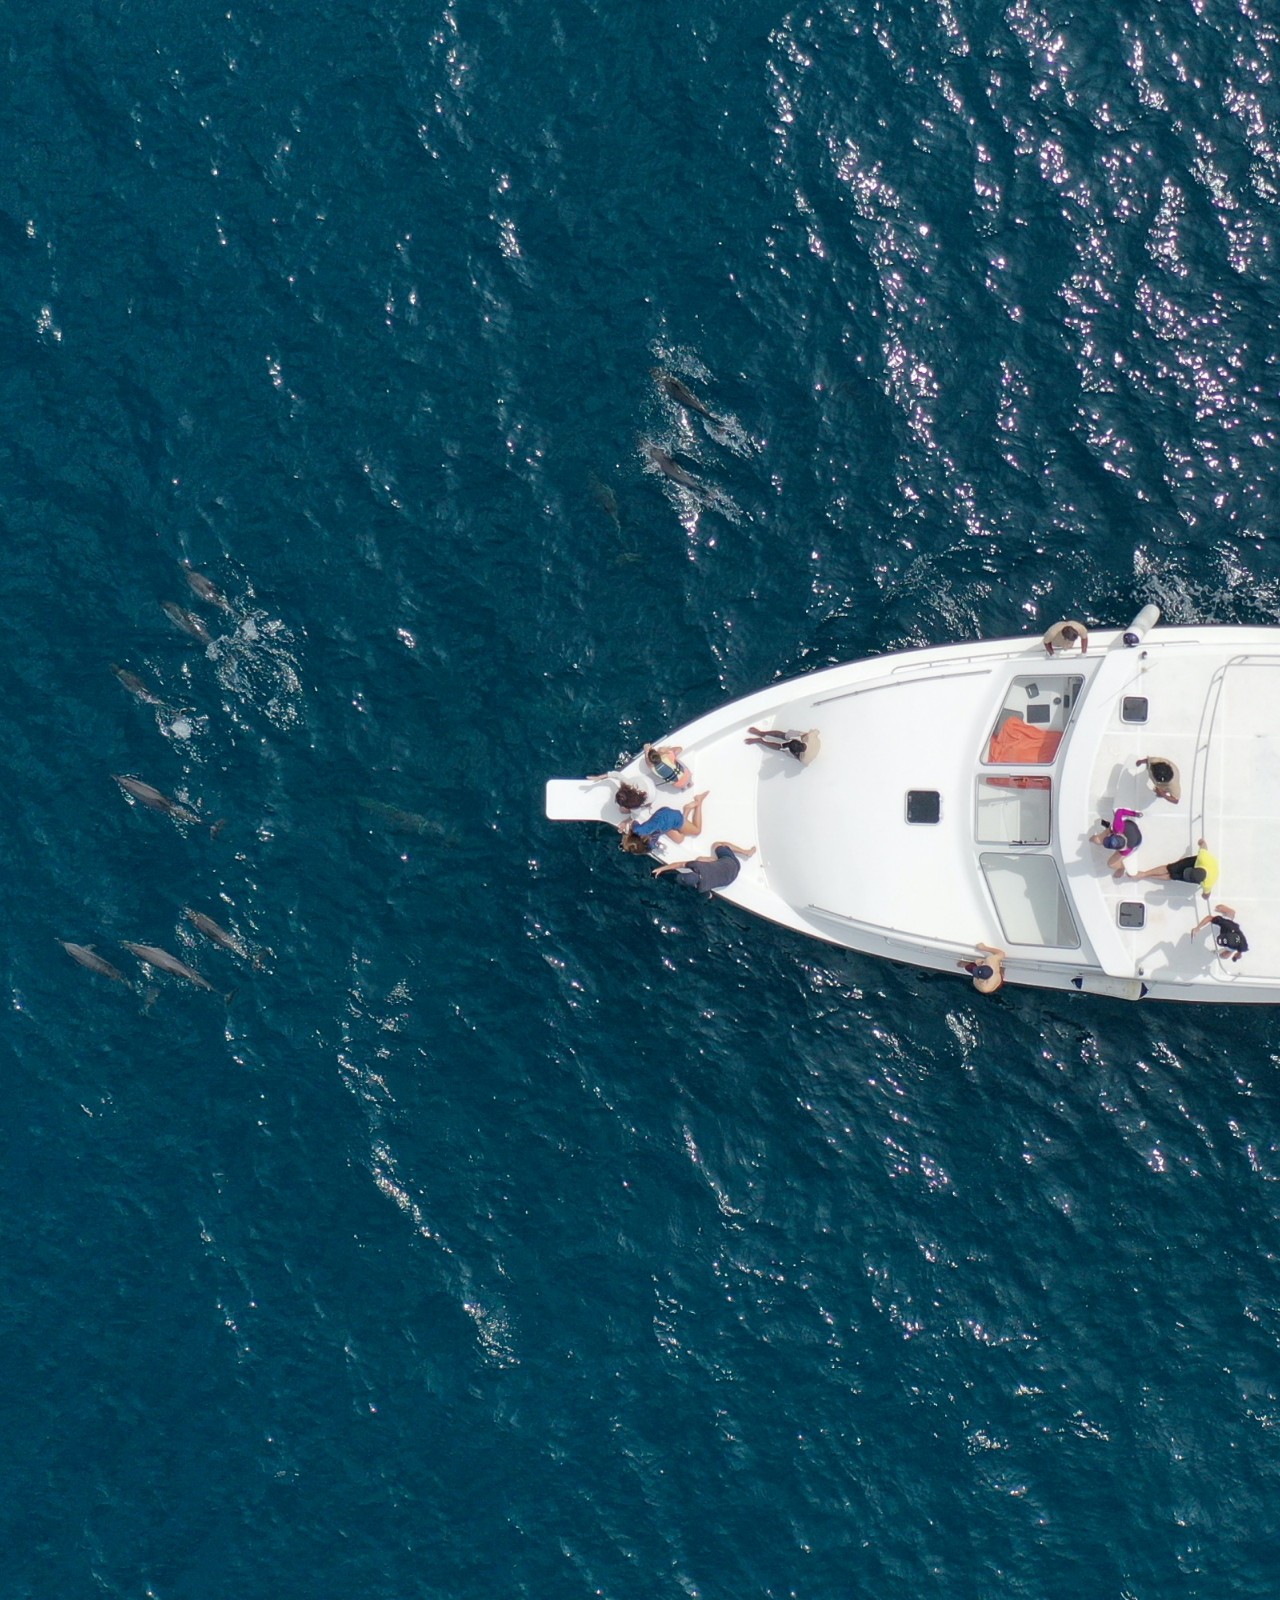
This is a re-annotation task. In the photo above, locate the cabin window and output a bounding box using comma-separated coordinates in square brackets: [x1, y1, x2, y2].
[984, 675, 1084, 764]
[974, 775, 1051, 846]
[980, 853, 1080, 948]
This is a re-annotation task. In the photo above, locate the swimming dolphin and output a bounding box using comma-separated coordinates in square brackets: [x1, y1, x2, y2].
[59, 942, 128, 983]
[183, 566, 232, 611]
[113, 774, 207, 828]
[646, 445, 703, 491]
[356, 797, 446, 837]
[122, 942, 229, 998]
[162, 601, 213, 645]
[111, 664, 164, 705]
[652, 369, 714, 420]
[183, 908, 251, 961]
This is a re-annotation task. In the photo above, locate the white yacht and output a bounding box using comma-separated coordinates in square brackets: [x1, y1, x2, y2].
[546, 609, 1279, 1002]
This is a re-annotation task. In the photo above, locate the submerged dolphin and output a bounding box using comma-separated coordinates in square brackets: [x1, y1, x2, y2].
[111, 664, 164, 705]
[59, 942, 128, 984]
[113, 774, 208, 828]
[356, 797, 446, 838]
[162, 601, 213, 645]
[122, 942, 229, 998]
[646, 445, 703, 491]
[183, 908, 252, 961]
[183, 566, 232, 611]
[652, 368, 714, 420]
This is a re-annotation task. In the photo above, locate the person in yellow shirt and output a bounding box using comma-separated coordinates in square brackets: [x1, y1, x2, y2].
[1130, 837, 1219, 898]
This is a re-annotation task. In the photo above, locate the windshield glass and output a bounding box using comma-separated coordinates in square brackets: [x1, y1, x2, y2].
[985, 675, 1084, 764]
[975, 775, 1051, 846]
[980, 853, 1079, 947]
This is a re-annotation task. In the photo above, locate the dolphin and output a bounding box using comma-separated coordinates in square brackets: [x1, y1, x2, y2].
[587, 473, 622, 530]
[122, 942, 230, 999]
[652, 369, 715, 420]
[356, 797, 446, 838]
[113, 774, 207, 828]
[183, 566, 232, 611]
[162, 601, 213, 645]
[183, 908, 251, 961]
[59, 942, 128, 983]
[646, 445, 703, 491]
[111, 664, 164, 705]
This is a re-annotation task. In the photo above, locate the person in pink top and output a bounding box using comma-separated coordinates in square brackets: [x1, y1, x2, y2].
[1090, 807, 1143, 876]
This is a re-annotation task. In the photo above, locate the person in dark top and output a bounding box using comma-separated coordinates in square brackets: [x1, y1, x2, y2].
[744, 727, 820, 765]
[652, 840, 756, 892]
[1191, 906, 1249, 963]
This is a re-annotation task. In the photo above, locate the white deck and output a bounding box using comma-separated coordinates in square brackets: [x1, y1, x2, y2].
[549, 626, 1280, 1002]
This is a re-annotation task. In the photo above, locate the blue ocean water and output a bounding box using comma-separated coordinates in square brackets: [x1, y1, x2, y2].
[5, 0, 1280, 1594]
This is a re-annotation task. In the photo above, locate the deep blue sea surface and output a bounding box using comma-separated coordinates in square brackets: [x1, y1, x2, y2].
[5, 0, 1280, 1594]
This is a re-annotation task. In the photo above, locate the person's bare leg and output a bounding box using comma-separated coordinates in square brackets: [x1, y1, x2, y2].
[671, 791, 710, 839]
[1130, 865, 1171, 881]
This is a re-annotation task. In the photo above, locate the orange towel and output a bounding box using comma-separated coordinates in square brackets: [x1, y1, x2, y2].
[986, 717, 1063, 765]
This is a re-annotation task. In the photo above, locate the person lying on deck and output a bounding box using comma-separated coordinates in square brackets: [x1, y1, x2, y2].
[744, 727, 820, 764]
[586, 773, 653, 814]
[1128, 838, 1219, 898]
[652, 841, 756, 893]
[618, 792, 709, 855]
[643, 743, 693, 790]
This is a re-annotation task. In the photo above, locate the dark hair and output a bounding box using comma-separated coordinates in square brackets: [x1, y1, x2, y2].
[1184, 866, 1207, 884]
[620, 828, 654, 855]
[785, 739, 806, 758]
[615, 782, 648, 812]
[1149, 760, 1174, 783]
[1061, 625, 1079, 642]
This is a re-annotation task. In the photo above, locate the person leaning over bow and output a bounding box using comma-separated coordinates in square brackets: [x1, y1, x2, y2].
[1190, 906, 1249, 963]
[585, 771, 653, 815]
[651, 840, 756, 892]
[1043, 620, 1088, 656]
[958, 942, 1006, 994]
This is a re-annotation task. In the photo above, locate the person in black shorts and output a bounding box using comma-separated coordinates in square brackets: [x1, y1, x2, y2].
[1190, 906, 1249, 963]
[652, 840, 756, 893]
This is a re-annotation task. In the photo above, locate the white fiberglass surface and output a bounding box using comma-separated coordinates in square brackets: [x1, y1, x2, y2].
[980, 853, 1079, 948]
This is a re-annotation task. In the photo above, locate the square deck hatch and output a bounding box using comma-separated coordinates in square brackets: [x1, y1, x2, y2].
[906, 790, 941, 824]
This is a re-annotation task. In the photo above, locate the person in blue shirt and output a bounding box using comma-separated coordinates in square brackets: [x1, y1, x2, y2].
[619, 791, 708, 854]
